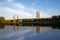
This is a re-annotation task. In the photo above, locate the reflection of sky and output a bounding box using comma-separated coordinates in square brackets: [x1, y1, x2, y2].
[0, 26, 60, 40]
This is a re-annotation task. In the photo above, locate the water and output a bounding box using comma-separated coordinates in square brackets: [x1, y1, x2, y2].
[0, 25, 60, 40]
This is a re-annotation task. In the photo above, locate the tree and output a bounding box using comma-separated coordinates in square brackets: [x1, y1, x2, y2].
[51, 15, 60, 26]
[51, 16, 57, 21]
[0, 17, 6, 25]
[0, 17, 6, 29]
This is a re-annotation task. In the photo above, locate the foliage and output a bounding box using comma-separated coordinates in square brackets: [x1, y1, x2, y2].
[0, 17, 6, 29]
[0, 24, 5, 29]
[0, 15, 60, 26]
[22, 15, 60, 26]
[0, 17, 6, 25]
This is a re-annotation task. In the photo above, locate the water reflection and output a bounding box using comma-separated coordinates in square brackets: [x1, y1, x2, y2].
[13, 26, 19, 31]
[52, 26, 60, 29]
[13, 25, 41, 35]
[36, 26, 40, 34]
[0, 24, 5, 29]
[0, 25, 60, 40]
[13, 25, 60, 33]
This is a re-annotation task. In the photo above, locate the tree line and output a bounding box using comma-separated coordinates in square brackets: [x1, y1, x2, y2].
[0, 15, 60, 26]
[22, 15, 60, 26]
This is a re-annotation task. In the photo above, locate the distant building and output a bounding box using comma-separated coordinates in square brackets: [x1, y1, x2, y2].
[36, 11, 40, 19]
[13, 14, 16, 26]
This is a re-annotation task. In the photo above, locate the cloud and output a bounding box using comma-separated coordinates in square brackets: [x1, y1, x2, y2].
[0, 6, 51, 19]
[20, 11, 33, 18]
[14, 2, 36, 12]
[0, 7, 34, 19]
[0, 7, 14, 13]
[0, 7, 14, 19]
[0, 0, 37, 19]
[7, 0, 13, 2]
[26, 8, 36, 12]
[40, 11, 51, 18]
[14, 3, 25, 9]
[0, 0, 53, 19]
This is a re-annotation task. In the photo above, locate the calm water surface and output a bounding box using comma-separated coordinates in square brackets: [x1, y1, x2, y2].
[0, 26, 60, 40]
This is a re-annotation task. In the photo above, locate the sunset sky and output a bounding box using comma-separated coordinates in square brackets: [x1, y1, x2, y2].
[0, 0, 60, 19]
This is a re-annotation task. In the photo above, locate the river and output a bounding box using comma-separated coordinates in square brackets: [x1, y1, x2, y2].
[0, 25, 60, 40]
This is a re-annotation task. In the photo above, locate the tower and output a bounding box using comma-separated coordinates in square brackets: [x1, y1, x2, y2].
[36, 11, 40, 34]
[13, 14, 16, 26]
[13, 14, 19, 24]
[36, 11, 40, 19]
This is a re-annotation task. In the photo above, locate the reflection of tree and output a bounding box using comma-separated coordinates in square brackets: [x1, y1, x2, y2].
[36, 26, 40, 34]
[52, 26, 60, 29]
[0, 24, 5, 29]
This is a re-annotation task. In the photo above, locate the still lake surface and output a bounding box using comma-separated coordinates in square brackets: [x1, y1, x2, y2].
[0, 25, 60, 40]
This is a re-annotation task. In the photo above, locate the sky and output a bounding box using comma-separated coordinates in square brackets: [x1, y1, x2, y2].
[0, 0, 60, 19]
